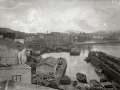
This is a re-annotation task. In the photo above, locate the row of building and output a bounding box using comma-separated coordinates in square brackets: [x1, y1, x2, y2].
[1, 31, 120, 47]
[17, 32, 120, 45]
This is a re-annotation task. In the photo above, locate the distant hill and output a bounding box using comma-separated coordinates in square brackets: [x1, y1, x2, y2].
[0, 27, 28, 38]
[95, 30, 120, 35]
[64, 30, 84, 34]
[0, 27, 26, 34]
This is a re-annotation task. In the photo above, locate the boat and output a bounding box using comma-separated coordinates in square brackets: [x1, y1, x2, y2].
[90, 80, 104, 90]
[100, 75, 107, 82]
[94, 68, 107, 82]
[56, 46, 64, 52]
[88, 51, 120, 84]
[63, 47, 71, 52]
[70, 47, 80, 56]
[72, 80, 78, 86]
[46, 50, 51, 53]
[60, 75, 71, 85]
[76, 73, 87, 83]
[112, 81, 120, 90]
[94, 69, 103, 74]
[100, 82, 114, 90]
[84, 57, 90, 63]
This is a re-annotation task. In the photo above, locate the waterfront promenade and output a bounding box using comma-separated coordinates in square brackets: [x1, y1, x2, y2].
[73, 40, 120, 45]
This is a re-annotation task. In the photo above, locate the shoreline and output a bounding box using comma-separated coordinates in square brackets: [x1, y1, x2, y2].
[73, 40, 120, 45]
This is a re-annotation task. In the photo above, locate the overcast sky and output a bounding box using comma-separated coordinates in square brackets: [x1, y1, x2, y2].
[0, 0, 120, 33]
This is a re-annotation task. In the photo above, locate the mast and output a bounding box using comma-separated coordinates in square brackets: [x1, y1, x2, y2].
[88, 46, 91, 52]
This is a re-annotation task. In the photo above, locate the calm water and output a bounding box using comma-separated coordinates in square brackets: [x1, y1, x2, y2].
[42, 43, 120, 82]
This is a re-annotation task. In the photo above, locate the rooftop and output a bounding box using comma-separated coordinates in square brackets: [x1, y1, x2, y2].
[36, 56, 58, 67]
[0, 64, 31, 70]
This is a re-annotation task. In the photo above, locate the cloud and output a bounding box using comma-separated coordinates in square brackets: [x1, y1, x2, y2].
[0, 3, 27, 9]
[0, 0, 120, 33]
[73, 19, 94, 31]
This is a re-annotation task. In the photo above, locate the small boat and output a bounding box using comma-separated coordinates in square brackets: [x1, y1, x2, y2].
[46, 50, 51, 53]
[112, 81, 120, 90]
[76, 73, 87, 83]
[84, 57, 90, 63]
[60, 75, 71, 85]
[56, 46, 64, 52]
[70, 47, 80, 56]
[72, 80, 78, 86]
[94, 69, 103, 74]
[100, 75, 107, 82]
[90, 80, 103, 90]
[94, 69, 107, 82]
[63, 47, 71, 52]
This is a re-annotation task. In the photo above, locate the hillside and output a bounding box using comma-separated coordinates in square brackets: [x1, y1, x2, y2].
[64, 30, 84, 34]
[0, 27, 26, 34]
[0, 27, 28, 38]
[95, 30, 120, 35]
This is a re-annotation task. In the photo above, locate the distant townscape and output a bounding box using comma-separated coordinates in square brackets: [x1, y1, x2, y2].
[0, 27, 120, 90]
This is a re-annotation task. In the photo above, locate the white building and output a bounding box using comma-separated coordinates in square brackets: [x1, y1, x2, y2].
[0, 64, 31, 84]
[14, 38, 25, 44]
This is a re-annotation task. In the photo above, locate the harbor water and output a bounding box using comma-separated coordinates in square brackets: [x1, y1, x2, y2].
[42, 43, 120, 83]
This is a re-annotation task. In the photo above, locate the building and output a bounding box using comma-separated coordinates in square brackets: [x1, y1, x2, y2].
[0, 38, 31, 84]
[37, 33, 44, 39]
[0, 38, 27, 65]
[44, 33, 55, 45]
[91, 33, 111, 40]
[0, 35, 3, 39]
[51, 32, 63, 44]
[62, 34, 70, 43]
[0, 64, 31, 84]
[25, 34, 35, 42]
[14, 37, 25, 44]
[36, 57, 58, 75]
[118, 35, 120, 40]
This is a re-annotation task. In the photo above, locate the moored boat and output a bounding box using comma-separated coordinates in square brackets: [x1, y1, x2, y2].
[72, 80, 78, 86]
[76, 73, 87, 83]
[84, 57, 90, 63]
[94, 69, 107, 82]
[94, 69, 103, 74]
[100, 75, 107, 82]
[70, 47, 80, 56]
[60, 75, 71, 85]
[112, 81, 120, 90]
[88, 51, 120, 84]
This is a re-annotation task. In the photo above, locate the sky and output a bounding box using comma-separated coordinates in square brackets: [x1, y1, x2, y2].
[0, 0, 120, 33]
